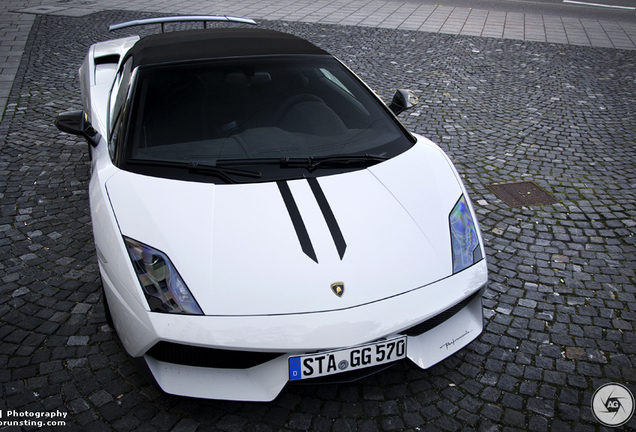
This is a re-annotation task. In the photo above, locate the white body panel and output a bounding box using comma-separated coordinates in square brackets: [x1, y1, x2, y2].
[102, 259, 486, 401]
[79, 36, 139, 134]
[76, 35, 488, 401]
[104, 142, 462, 316]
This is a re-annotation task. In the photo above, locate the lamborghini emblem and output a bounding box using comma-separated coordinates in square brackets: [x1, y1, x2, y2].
[331, 282, 345, 297]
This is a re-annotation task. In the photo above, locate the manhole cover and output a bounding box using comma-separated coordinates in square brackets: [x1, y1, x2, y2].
[486, 181, 558, 207]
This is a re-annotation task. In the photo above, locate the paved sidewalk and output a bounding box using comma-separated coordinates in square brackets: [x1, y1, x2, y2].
[1, 0, 636, 123]
[0, 11, 34, 123]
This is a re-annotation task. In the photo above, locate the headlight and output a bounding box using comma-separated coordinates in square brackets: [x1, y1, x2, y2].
[449, 195, 483, 274]
[124, 237, 203, 315]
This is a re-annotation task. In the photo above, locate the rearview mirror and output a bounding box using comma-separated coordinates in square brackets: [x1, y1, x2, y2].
[388, 89, 419, 115]
[55, 110, 101, 147]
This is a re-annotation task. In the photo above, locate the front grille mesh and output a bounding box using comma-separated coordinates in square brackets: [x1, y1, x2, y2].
[400, 290, 480, 337]
[146, 341, 283, 369]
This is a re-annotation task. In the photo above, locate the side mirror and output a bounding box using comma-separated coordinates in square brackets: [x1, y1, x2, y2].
[388, 89, 419, 115]
[55, 110, 101, 147]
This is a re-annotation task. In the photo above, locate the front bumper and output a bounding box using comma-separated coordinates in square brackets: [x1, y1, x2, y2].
[102, 260, 487, 401]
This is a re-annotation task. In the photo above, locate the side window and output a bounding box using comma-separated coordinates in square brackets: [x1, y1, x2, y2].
[108, 58, 134, 161]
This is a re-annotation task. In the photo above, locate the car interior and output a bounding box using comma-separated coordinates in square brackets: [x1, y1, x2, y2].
[128, 57, 403, 164]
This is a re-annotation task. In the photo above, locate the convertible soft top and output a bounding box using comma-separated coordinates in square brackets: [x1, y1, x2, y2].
[125, 28, 329, 67]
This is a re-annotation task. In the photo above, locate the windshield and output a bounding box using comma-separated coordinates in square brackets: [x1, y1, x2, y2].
[122, 55, 413, 183]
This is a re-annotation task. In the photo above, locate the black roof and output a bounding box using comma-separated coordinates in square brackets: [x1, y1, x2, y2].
[125, 28, 329, 67]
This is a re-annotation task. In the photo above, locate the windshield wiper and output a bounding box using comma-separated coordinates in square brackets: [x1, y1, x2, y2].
[294, 154, 388, 171]
[216, 154, 388, 171]
[127, 159, 262, 184]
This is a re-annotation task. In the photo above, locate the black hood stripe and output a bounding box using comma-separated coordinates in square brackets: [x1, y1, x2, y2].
[277, 181, 318, 263]
[278, 179, 347, 263]
[308, 177, 347, 259]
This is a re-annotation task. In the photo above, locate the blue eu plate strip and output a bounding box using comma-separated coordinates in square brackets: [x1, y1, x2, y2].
[289, 357, 302, 381]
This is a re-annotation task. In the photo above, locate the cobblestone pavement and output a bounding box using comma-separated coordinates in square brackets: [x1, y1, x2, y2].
[2, 0, 636, 123]
[1, 10, 635, 432]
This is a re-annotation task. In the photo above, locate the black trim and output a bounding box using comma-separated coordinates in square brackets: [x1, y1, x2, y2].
[146, 342, 283, 369]
[307, 177, 347, 259]
[289, 362, 396, 385]
[399, 290, 481, 337]
[277, 181, 318, 263]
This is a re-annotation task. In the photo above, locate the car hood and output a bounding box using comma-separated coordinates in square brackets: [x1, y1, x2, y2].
[106, 139, 466, 316]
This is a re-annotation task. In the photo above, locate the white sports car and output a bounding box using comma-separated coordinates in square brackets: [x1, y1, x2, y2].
[55, 16, 488, 402]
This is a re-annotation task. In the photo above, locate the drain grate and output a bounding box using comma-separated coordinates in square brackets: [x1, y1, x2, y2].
[486, 181, 558, 207]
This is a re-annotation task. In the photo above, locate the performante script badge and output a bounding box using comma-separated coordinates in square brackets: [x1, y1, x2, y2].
[331, 282, 344, 297]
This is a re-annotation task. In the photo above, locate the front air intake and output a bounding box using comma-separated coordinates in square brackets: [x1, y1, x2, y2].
[399, 290, 480, 337]
[146, 341, 283, 369]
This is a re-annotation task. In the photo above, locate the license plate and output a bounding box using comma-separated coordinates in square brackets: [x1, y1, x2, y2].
[288, 336, 407, 381]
